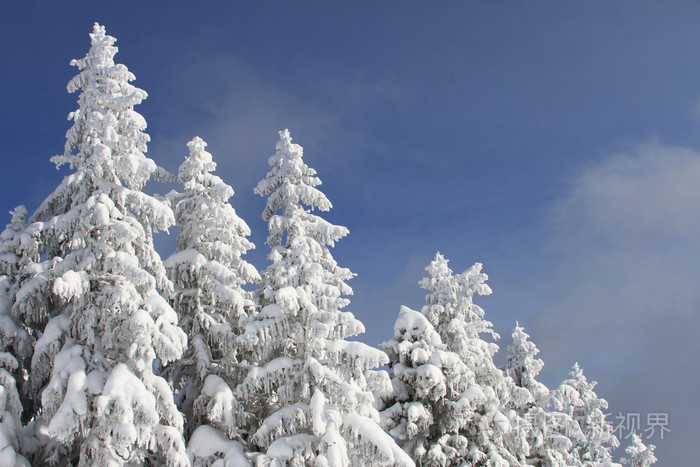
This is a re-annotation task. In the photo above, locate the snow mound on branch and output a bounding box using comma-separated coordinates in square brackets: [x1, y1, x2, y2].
[187, 425, 249, 466]
[344, 413, 414, 466]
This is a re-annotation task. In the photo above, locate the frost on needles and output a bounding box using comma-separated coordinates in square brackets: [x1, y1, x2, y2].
[381, 254, 629, 467]
[382, 254, 528, 466]
[236, 130, 412, 466]
[504, 324, 583, 466]
[8, 24, 187, 465]
[0, 206, 33, 466]
[0, 22, 657, 467]
[163, 136, 260, 462]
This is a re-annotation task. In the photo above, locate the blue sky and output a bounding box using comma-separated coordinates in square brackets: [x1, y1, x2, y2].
[3, 2, 700, 463]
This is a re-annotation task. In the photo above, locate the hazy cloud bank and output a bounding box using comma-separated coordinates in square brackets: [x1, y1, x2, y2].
[535, 141, 700, 464]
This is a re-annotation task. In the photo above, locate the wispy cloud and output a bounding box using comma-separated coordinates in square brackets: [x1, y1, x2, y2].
[534, 141, 700, 464]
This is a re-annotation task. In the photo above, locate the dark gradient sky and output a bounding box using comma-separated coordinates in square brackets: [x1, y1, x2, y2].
[3, 2, 700, 464]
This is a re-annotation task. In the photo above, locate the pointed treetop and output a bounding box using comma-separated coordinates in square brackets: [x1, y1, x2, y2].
[267, 129, 306, 172]
[187, 136, 212, 162]
[70, 23, 118, 74]
[425, 252, 452, 279]
[420, 252, 454, 308]
[9, 206, 27, 224]
[254, 129, 345, 249]
[421, 253, 492, 302]
[178, 136, 229, 198]
[571, 362, 584, 380]
[171, 136, 254, 270]
[255, 129, 331, 221]
[555, 362, 619, 463]
[509, 324, 539, 356]
[48, 22, 152, 192]
[420, 252, 493, 338]
[91, 22, 108, 41]
[509, 324, 539, 353]
[506, 323, 546, 391]
[564, 362, 597, 398]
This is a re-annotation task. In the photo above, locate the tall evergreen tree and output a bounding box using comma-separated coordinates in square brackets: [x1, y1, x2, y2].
[238, 130, 411, 466]
[552, 363, 619, 465]
[418, 253, 526, 466]
[13, 24, 188, 465]
[504, 324, 583, 466]
[162, 136, 260, 463]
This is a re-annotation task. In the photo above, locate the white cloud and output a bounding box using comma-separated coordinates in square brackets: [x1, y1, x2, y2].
[550, 141, 700, 249]
[546, 141, 700, 327]
[533, 141, 700, 464]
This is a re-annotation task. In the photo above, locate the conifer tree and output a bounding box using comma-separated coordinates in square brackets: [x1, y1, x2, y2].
[13, 24, 188, 465]
[238, 130, 411, 466]
[552, 363, 619, 465]
[162, 136, 260, 462]
[505, 325, 548, 406]
[418, 253, 526, 466]
[0, 207, 34, 392]
[0, 206, 33, 465]
[381, 305, 472, 466]
[621, 433, 657, 467]
[504, 324, 583, 466]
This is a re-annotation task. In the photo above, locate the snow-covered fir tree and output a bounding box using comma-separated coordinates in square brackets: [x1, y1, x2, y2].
[505, 325, 548, 404]
[552, 363, 620, 465]
[381, 305, 473, 466]
[0, 206, 33, 466]
[418, 253, 527, 466]
[12, 24, 188, 465]
[0, 206, 34, 396]
[162, 136, 260, 462]
[504, 324, 583, 466]
[621, 433, 656, 467]
[237, 129, 411, 466]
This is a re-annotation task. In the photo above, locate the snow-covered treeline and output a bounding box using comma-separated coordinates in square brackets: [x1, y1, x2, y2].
[0, 24, 657, 467]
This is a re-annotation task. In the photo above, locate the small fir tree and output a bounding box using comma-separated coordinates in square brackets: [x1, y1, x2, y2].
[552, 363, 619, 465]
[505, 324, 548, 404]
[621, 433, 657, 467]
[237, 130, 411, 466]
[162, 136, 260, 462]
[504, 324, 583, 466]
[13, 24, 188, 465]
